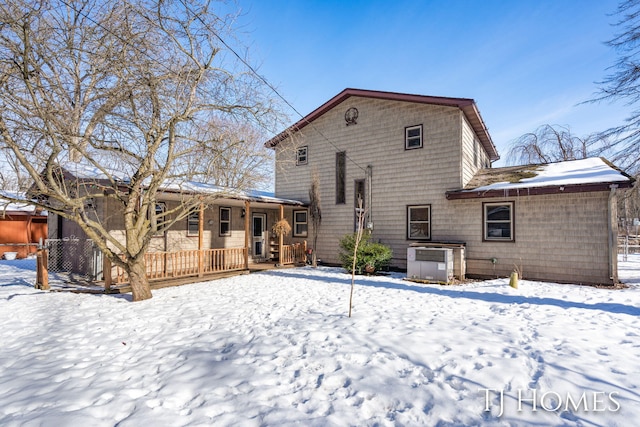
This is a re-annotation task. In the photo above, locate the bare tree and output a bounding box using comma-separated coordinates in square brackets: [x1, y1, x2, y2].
[592, 0, 640, 172]
[506, 124, 608, 165]
[348, 198, 365, 318]
[0, 0, 281, 301]
[308, 169, 321, 267]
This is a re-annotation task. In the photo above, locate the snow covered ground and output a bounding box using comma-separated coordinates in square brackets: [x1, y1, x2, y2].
[1, 257, 639, 426]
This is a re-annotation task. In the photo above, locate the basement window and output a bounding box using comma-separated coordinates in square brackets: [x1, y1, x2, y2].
[483, 202, 514, 241]
[405, 124, 423, 150]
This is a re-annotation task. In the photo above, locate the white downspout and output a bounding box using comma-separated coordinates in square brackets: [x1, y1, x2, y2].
[608, 184, 618, 281]
[366, 165, 373, 230]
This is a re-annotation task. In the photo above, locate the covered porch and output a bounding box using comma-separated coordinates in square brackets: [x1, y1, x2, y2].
[104, 193, 308, 291]
[36, 192, 308, 293]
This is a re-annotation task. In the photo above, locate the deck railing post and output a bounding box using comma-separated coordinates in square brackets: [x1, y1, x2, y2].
[103, 255, 112, 292]
[198, 203, 204, 277]
[244, 200, 250, 270]
[279, 205, 284, 265]
[35, 248, 49, 290]
[303, 240, 307, 264]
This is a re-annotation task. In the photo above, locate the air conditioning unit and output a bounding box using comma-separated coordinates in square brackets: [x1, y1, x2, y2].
[407, 247, 454, 283]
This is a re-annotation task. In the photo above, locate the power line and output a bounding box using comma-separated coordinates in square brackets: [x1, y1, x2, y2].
[26, 0, 367, 172]
[179, 0, 367, 172]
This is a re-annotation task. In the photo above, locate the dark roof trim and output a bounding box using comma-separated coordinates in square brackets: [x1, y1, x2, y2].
[156, 187, 306, 207]
[265, 88, 500, 161]
[446, 181, 634, 200]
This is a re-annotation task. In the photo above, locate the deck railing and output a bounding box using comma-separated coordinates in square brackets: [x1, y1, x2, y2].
[111, 247, 248, 286]
[280, 241, 307, 265]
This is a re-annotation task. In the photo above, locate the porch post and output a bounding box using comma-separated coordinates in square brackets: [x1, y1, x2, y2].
[244, 200, 250, 270]
[279, 205, 284, 264]
[198, 202, 204, 277]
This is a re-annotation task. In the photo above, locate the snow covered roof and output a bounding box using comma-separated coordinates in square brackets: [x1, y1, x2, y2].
[56, 165, 305, 206]
[447, 157, 634, 200]
[59, 162, 132, 183]
[0, 191, 46, 215]
[158, 181, 305, 206]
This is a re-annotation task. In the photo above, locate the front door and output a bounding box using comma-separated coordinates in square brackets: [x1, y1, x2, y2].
[252, 213, 267, 261]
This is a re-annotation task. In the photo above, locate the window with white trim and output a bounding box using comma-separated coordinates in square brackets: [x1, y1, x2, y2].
[296, 146, 308, 165]
[219, 207, 231, 236]
[405, 124, 423, 150]
[484, 202, 514, 241]
[187, 211, 200, 236]
[293, 210, 308, 237]
[407, 205, 431, 240]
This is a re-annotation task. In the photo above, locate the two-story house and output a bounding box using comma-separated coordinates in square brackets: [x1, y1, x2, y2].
[267, 88, 633, 285]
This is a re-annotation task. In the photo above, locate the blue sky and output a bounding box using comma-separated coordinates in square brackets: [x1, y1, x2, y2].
[231, 0, 629, 166]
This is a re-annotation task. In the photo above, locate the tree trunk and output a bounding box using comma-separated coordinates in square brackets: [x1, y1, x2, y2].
[127, 256, 152, 301]
[312, 235, 318, 268]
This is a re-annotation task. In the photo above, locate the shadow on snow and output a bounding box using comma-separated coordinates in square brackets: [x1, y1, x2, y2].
[260, 269, 640, 317]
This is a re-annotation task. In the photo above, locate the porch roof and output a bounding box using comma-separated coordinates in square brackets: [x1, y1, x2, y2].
[158, 182, 306, 207]
[446, 157, 634, 200]
[51, 163, 306, 207]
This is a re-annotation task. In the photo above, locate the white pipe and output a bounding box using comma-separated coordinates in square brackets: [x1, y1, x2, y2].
[608, 184, 618, 281]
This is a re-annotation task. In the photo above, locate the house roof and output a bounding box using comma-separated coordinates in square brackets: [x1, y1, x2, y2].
[52, 165, 306, 207]
[61, 162, 132, 183]
[265, 88, 500, 161]
[0, 191, 47, 216]
[157, 181, 306, 206]
[446, 157, 634, 200]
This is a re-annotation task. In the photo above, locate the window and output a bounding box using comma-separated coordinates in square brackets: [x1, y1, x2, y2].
[150, 202, 166, 236]
[187, 210, 200, 236]
[336, 151, 346, 204]
[405, 124, 423, 150]
[407, 205, 431, 240]
[484, 202, 514, 241]
[293, 210, 308, 237]
[296, 146, 308, 165]
[219, 207, 231, 236]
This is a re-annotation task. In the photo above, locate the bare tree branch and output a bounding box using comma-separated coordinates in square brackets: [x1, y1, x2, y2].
[506, 124, 609, 165]
[0, 0, 281, 301]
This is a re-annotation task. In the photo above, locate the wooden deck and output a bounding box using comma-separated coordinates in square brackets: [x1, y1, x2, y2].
[47, 260, 303, 294]
[37, 243, 307, 294]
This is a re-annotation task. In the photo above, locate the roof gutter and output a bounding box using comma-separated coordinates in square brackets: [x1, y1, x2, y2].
[446, 181, 634, 200]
